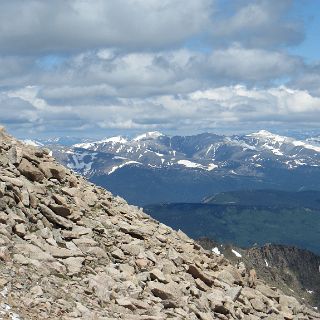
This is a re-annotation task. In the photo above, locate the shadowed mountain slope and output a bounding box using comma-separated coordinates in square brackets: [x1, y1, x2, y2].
[198, 239, 320, 310]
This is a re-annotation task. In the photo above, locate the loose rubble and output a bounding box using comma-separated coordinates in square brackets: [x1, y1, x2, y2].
[0, 126, 319, 319]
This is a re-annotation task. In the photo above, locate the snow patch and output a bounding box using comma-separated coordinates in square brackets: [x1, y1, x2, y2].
[231, 249, 242, 258]
[67, 152, 97, 175]
[74, 142, 94, 149]
[178, 160, 206, 169]
[178, 160, 218, 171]
[294, 160, 307, 166]
[207, 163, 218, 171]
[212, 247, 221, 255]
[108, 161, 141, 175]
[292, 140, 320, 153]
[206, 144, 214, 155]
[155, 151, 164, 157]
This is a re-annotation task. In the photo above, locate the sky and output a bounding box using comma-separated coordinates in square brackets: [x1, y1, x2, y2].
[0, 0, 320, 138]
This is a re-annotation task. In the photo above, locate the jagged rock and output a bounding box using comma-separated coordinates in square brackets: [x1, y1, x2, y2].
[63, 257, 84, 275]
[49, 203, 71, 217]
[0, 175, 24, 187]
[148, 281, 179, 301]
[227, 286, 242, 302]
[44, 244, 83, 258]
[0, 246, 10, 261]
[17, 158, 45, 182]
[38, 162, 66, 181]
[135, 258, 150, 269]
[0, 212, 8, 224]
[256, 284, 279, 300]
[208, 289, 227, 304]
[149, 268, 168, 283]
[121, 243, 142, 256]
[251, 298, 266, 312]
[8, 146, 23, 164]
[0, 181, 5, 196]
[14, 223, 27, 237]
[39, 204, 73, 229]
[112, 248, 125, 260]
[187, 264, 215, 286]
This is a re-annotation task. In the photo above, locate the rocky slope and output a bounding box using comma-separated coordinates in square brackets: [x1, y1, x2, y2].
[198, 239, 320, 310]
[0, 126, 319, 319]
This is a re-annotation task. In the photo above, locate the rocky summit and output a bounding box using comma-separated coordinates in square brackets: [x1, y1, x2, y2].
[0, 127, 319, 320]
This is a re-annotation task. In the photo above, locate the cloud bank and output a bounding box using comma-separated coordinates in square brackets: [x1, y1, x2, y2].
[0, 0, 319, 137]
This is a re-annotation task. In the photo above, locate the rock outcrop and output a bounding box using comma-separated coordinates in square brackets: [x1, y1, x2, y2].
[0, 126, 319, 319]
[198, 238, 320, 310]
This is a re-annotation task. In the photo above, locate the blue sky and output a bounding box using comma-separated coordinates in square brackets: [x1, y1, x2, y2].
[0, 0, 319, 138]
[289, 0, 320, 62]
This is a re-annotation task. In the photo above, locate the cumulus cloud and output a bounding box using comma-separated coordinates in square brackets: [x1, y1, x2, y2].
[1, 84, 319, 136]
[205, 46, 303, 82]
[0, 0, 317, 137]
[0, 0, 212, 54]
[290, 63, 320, 97]
[211, 0, 304, 48]
[8, 47, 301, 105]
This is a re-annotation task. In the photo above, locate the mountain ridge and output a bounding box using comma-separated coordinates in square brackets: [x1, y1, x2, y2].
[27, 130, 320, 176]
[27, 130, 320, 205]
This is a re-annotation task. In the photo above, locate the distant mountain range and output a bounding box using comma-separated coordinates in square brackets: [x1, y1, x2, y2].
[24, 130, 320, 205]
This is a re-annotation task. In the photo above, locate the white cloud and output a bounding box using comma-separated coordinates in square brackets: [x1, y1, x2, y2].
[206, 46, 303, 81]
[190, 85, 320, 116]
[211, 0, 304, 48]
[2, 84, 319, 136]
[0, 0, 317, 137]
[20, 47, 302, 104]
[0, 0, 212, 54]
[290, 64, 320, 97]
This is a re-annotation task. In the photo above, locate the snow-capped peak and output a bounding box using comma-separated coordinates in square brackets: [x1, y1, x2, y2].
[247, 130, 320, 153]
[133, 131, 164, 141]
[251, 130, 274, 136]
[103, 136, 128, 144]
[247, 130, 286, 142]
[74, 136, 128, 149]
